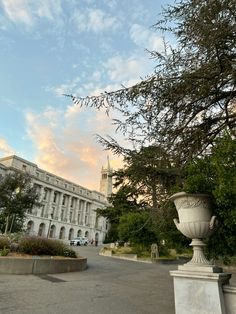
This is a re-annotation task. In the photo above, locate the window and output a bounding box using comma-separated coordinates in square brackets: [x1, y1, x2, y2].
[102, 174, 107, 179]
[22, 165, 27, 171]
[46, 176, 49, 181]
[69, 211, 73, 222]
[41, 205, 45, 217]
[43, 189, 48, 200]
[62, 195, 66, 206]
[53, 192, 57, 203]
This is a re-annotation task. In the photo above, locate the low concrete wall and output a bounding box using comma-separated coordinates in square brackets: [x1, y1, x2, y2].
[223, 284, 236, 314]
[0, 256, 87, 274]
[111, 253, 138, 261]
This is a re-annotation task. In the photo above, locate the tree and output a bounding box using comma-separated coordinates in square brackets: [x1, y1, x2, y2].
[0, 170, 40, 234]
[97, 185, 146, 242]
[183, 134, 236, 258]
[67, 1, 236, 254]
[117, 212, 158, 247]
[67, 0, 236, 163]
[119, 146, 181, 213]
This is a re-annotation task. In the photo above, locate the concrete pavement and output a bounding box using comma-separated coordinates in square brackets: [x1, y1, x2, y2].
[0, 246, 176, 314]
[0, 246, 235, 314]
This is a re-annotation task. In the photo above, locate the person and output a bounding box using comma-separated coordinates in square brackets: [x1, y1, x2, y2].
[91, 238, 94, 245]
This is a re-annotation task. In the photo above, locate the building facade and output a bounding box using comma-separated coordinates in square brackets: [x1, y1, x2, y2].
[0, 155, 112, 244]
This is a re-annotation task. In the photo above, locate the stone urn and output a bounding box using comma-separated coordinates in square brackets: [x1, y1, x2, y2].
[170, 192, 218, 269]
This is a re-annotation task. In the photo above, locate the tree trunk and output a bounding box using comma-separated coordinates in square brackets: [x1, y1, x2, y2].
[9, 214, 15, 233]
[4, 214, 10, 235]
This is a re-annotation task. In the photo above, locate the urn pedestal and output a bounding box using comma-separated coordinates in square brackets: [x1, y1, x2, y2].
[169, 192, 221, 272]
[169, 192, 232, 314]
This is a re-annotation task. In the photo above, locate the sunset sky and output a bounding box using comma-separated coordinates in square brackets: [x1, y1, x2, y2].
[0, 0, 173, 191]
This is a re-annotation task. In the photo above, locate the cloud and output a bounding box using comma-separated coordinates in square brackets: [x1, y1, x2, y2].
[25, 105, 122, 191]
[0, 137, 15, 156]
[73, 8, 118, 33]
[0, 0, 63, 28]
[49, 51, 154, 99]
[0, 0, 33, 26]
[130, 23, 164, 52]
[104, 55, 148, 82]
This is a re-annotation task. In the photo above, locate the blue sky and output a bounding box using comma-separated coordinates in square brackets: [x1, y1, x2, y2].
[0, 0, 173, 190]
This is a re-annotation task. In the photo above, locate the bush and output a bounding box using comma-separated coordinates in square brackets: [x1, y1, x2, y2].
[0, 236, 10, 250]
[18, 236, 77, 258]
[0, 246, 10, 256]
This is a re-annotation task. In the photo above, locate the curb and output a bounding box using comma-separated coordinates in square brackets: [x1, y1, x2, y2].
[0, 256, 87, 274]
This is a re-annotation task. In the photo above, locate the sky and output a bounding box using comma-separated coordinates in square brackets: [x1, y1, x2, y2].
[0, 0, 173, 191]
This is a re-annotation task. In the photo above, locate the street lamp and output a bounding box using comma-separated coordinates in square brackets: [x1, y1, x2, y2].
[47, 212, 53, 238]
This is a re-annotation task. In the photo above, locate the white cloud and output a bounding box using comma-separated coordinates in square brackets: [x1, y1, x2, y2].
[73, 8, 118, 33]
[0, 0, 63, 28]
[0, 137, 15, 156]
[130, 23, 164, 52]
[46, 76, 81, 97]
[1, 0, 33, 26]
[104, 55, 147, 82]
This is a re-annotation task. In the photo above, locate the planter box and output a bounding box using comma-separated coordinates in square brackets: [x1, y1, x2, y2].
[0, 256, 87, 274]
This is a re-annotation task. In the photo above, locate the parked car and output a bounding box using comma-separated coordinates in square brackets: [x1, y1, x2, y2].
[70, 237, 89, 246]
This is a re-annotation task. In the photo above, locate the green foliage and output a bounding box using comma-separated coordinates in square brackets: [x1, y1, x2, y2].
[183, 135, 236, 258]
[0, 170, 41, 234]
[103, 224, 119, 243]
[97, 185, 146, 243]
[18, 236, 77, 258]
[72, 0, 236, 163]
[69, 1, 236, 259]
[117, 212, 158, 246]
[0, 246, 10, 256]
[0, 236, 10, 250]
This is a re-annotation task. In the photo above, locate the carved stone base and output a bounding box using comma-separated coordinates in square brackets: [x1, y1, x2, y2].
[180, 238, 222, 273]
[170, 270, 231, 314]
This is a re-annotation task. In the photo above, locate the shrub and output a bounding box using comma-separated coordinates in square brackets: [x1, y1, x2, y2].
[0, 236, 10, 250]
[0, 246, 10, 256]
[18, 236, 77, 258]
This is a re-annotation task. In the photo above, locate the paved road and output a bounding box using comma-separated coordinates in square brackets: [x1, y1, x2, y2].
[0, 246, 176, 314]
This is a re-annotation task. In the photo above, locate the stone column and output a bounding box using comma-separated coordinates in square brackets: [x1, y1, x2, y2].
[45, 188, 54, 218]
[55, 192, 63, 220]
[81, 201, 87, 225]
[66, 195, 72, 223]
[74, 198, 80, 224]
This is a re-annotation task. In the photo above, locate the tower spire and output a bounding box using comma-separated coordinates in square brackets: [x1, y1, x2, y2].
[99, 157, 113, 198]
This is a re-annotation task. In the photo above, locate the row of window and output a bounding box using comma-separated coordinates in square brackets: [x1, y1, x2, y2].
[27, 221, 96, 240]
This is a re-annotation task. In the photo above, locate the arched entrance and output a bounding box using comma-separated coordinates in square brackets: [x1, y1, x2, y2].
[95, 232, 99, 246]
[38, 223, 45, 237]
[26, 221, 34, 235]
[59, 227, 66, 239]
[68, 228, 74, 240]
[49, 225, 56, 238]
[77, 229, 82, 237]
[85, 231, 89, 238]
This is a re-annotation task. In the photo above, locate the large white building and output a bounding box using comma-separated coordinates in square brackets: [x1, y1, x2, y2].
[0, 155, 112, 244]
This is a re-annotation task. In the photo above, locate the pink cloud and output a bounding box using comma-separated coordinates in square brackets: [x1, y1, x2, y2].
[25, 107, 122, 191]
